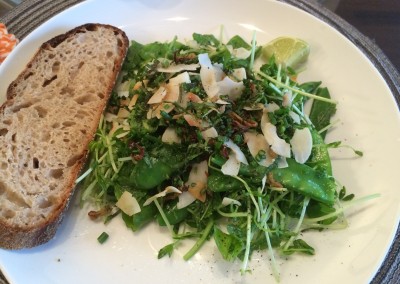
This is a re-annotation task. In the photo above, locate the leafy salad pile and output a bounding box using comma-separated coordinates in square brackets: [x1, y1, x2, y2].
[77, 32, 370, 281]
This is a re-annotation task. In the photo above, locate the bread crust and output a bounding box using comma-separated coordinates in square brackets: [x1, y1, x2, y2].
[0, 23, 129, 249]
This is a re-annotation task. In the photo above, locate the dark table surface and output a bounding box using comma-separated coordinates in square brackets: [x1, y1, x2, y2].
[0, 1, 399, 284]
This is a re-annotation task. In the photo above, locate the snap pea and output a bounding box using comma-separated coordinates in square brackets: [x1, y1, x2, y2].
[157, 207, 189, 226]
[122, 203, 158, 232]
[129, 144, 198, 191]
[306, 129, 332, 175]
[130, 158, 176, 190]
[207, 171, 243, 192]
[270, 159, 336, 205]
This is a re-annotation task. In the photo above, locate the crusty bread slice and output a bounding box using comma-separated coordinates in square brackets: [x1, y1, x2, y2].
[0, 23, 129, 249]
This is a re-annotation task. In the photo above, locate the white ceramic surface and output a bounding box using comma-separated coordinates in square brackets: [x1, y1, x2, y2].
[1, 0, 399, 283]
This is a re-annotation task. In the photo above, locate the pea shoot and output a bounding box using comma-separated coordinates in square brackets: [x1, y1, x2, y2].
[77, 32, 377, 282]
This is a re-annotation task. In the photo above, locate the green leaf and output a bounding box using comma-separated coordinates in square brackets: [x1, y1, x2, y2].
[193, 33, 220, 46]
[213, 226, 244, 261]
[227, 35, 251, 49]
[309, 87, 337, 139]
[158, 242, 176, 259]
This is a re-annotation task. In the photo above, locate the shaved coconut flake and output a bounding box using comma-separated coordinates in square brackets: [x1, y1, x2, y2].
[231, 68, 247, 81]
[217, 76, 245, 101]
[201, 127, 218, 141]
[221, 197, 242, 207]
[224, 139, 249, 165]
[290, 127, 313, 164]
[244, 132, 274, 167]
[162, 127, 181, 144]
[221, 153, 241, 176]
[147, 86, 167, 104]
[116, 191, 141, 216]
[177, 191, 196, 209]
[289, 111, 301, 124]
[199, 53, 219, 98]
[143, 186, 182, 206]
[157, 63, 200, 73]
[262, 122, 291, 158]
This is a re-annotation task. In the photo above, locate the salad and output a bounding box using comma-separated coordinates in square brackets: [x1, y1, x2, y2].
[77, 32, 370, 281]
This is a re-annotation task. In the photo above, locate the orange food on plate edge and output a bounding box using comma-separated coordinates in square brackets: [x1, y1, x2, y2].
[0, 23, 19, 63]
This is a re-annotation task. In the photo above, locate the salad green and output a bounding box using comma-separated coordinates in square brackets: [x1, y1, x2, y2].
[77, 32, 373, 281]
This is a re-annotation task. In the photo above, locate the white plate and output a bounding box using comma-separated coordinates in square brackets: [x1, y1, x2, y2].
[1, 0, 400, 283]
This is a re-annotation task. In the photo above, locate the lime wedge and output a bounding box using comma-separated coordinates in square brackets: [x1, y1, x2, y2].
[262, 37, 310, 70]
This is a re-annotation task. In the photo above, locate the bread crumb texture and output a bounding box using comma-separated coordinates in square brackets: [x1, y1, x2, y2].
[0, 24, 128, 248]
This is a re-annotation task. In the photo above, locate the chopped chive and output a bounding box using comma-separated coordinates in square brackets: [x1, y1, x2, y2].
[97, 232, 109, 244]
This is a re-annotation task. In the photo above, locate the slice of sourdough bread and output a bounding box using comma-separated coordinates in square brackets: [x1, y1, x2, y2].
[0, 23, 129, 249]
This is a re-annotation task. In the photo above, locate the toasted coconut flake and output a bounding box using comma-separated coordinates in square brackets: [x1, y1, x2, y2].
[183, 114, 202, 128]
[244, 132, 274, 167]
[165, 72, 191, 103]
[231, 68, 247, 81]
[143, 186, 182, 206]
[290, 127, 312, 164]
[162, 127, 181, 144]
[265, 102, 280, 113]
[186, 92, 202, 103]
[224, 139, 249, 165]
[198, 53, 219, 98]
[188, 181, 207, 202]
[282, 92, 293, 107]
[277, 157, 288, 168]
[177, 191, 196, 209]
[217, 76, 245, 101]
[228, 46, 251, 59]
[261, 122, 291, 158]
[221, 197, 242, 207]
[186, 161, 208, 202]
[187, 160, 208, 184]
[289, 111, 301, 124]
[117, 108, 130, 119]
[201, 127, 218, 141]
[221, 153, 241, 176]
[104, 112, 117, 122]
[116, 191, 141, 216]
[147, 86, 167, 104]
